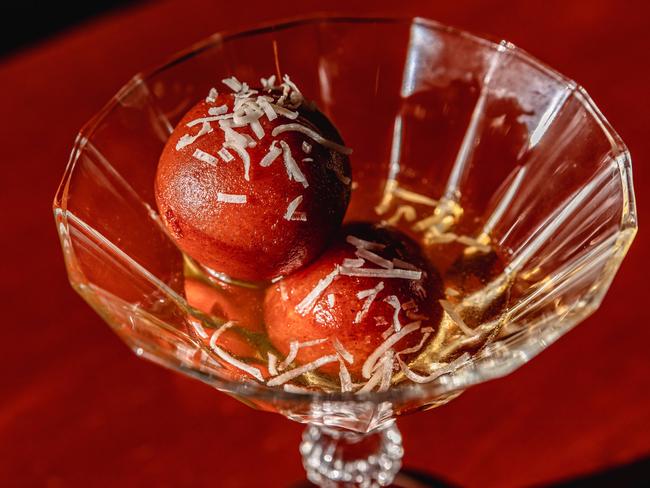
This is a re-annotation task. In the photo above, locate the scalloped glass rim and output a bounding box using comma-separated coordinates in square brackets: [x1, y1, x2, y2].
[54, 14, 637, 404]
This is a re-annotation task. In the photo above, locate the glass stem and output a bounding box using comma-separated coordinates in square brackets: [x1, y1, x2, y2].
[300, 422, 403, 487]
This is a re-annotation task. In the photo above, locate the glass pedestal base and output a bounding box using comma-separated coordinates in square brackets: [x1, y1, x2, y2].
[300, 423, 404, 487]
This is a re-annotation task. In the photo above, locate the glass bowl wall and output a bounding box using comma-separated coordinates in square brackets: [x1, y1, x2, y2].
[54, 16, 636, 434]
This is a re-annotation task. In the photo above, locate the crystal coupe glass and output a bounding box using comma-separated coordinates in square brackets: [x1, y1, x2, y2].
[53, 17, 637, 487]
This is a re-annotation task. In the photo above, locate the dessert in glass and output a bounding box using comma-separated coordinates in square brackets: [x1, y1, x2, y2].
[53, 16, 637, 487]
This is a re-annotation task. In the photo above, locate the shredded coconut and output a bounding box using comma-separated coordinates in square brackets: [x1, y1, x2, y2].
[355, 281, 385, 324]
[384, 295, 402, 331]
[223, 142, 251, 181]
[339, 267, 422, 280]
[332, 337, 353, 364]
[279, 140, 308, 188]
[393, 187, 438, 207]
[250, 119, 265, 140]
[208, 104, 228, 115]
[392, 258, 420, 271]
[439, 299, 479, 337]
[355, 248, 394, 269]
[218, 147, 234, 162]
[268, 352, 279, 376]
[222, 76, 243, 92]
[327, 294, 335, 307]
[295, 268, 339, 315]
[280, 338, 328, 370]
[260, 141, 282, 167]
[192, 148, 218, 166]
[209, 322, 264, 382]
[189, 320, 209, 339]
[397, 353, 470, 383]
[186, 114, 233, 127]
[205, 87, 218, 103]
[379, 351, 395, 392]
[284, 195, 305, 221]
[302, 141, 312, 154]
[217, 193, 247, 204]
[271, 124, 353, 155]
[338, 359, 353, 392]
[397, 330, 431, 356]
[176, 122, 213, 150]
[346, 235, 386, 251]
[260, 75, 276, 91]
[267, 354, 338, 386]
[361, 321, 421, 379]
[342, 258, 365, 268]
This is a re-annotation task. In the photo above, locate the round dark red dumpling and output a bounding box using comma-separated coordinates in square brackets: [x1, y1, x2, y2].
[264, 223, 444, 380]
[155, 86, 351, 282]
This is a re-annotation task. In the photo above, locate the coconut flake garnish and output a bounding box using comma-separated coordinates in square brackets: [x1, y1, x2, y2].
[261, 75, 276, 91]
[393, 187, 438, 207]
[268, 352, 279, 376]
[338, 359, 353, 392]
[218, 147, 234, 162]
[271, 124, 353, 155]
[176, 122, 213, 150]
[302, 141, 312, 154]
[456, 235, 491, 253]
[217, 193, 247, 204]
[223, 142, 251, 181]
[355, 281, 385, 324]
[439, 299, 479, 337]
[192, 148, 218, 166]
[260, 141, 282, 167]
[250, 119, 265, 139]
[379, 351, 395, 392]
[280, 338, 328, 370]
[397, 352, 470, 384]
[208, 104, 227, 116]
[219, 119, 248, 147]
[257, 96, 277, 121]
[327, 294, 335, 307]
[205, 87, 218, 103]
[339, 267, 422, 280]
[279, 140, 308, 188]
[356, 365, 383, 394]
[342, 258, 365, 268]
[355, 248, 394, 269]
[282, 74, 304, 107]
[392, 258, 420, 271]
[346, 235, 386, 251]
[284, 195, 306, 221]
[295, 267, 339, 315]
[189, 320, 209, 339]
[302, 157, 314, 162]
[209, 322, 264, 382]
[332, 337, 354, 364]
[222, 76, 243, 92]
[267, 354, 338, 386]
[397, 330, 431, 356]
[384, 295, 402, 332]
[361, 321, 421, 379]
[269, 104, 299, 119]
[186, 114, 233, 127]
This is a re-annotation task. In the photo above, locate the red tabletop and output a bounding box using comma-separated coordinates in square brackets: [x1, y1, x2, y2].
[2, 1, 649, 486]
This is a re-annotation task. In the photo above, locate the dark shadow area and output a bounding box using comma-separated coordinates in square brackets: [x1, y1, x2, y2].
[545, 456, 650, 487]
[0, 1, 144, 58]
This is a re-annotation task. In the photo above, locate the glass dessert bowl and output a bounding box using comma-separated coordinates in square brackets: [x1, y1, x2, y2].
[53, 16, 637, 487]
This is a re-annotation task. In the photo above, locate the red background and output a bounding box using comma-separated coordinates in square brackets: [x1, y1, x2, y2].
[1, 1, 649, 486]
